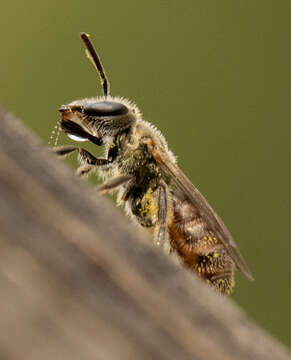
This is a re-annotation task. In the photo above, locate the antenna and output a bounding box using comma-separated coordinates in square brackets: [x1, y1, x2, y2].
[80, 32, 110, 97]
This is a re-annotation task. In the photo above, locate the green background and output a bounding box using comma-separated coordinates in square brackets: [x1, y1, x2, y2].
[1, 0, 289, 349]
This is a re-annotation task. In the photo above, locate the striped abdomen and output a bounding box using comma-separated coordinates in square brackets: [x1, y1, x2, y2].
[169, 193, 235, 295]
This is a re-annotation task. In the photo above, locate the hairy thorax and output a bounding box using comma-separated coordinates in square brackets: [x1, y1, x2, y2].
[99, 123, 167, 229]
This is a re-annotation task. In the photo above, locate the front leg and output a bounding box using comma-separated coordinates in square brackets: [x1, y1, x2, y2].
[53, 145, 111, 178]
[53, 145, 110, 165]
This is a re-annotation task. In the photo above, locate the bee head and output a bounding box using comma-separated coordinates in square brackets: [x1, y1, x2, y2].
[58, 33, 140, 146]
[59, 97, 138, 145]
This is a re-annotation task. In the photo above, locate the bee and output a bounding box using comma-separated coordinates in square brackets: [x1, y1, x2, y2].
[54, 33, 253, 295]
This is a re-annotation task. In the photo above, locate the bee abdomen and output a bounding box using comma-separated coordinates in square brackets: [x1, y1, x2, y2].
[207, 271, 235, 295]
[185, 246, 235, 294]
[169, 217, 235, 294]
[195, 247, 231, 274]
[183, 216, 206, 239]
[175, 216, 218, 255]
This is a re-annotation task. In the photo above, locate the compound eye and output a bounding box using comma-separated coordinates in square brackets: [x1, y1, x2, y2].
[83, 101, 128, 117]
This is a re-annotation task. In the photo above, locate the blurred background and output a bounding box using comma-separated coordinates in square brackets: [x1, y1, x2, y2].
[0, 0, 289, 349]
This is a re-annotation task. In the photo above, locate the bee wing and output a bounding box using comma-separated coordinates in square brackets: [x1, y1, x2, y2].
[150, 144, 254, 281]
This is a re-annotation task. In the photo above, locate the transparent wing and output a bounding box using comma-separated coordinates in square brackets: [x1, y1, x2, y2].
[150, 144, 254, 280]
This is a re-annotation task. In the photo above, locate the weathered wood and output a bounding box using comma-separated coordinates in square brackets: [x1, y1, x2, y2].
[0, 107, 289, 360]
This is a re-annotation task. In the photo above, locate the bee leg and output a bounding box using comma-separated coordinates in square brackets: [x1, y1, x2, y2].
[96, 175, 134, 195]
[77, 148, 109, 166]
[77, 149, 114, 178]
[54, 145, 111, 178]
[157, 184, 167, 246]
[155, 183, 172, 254]
[54, 145, 107, 175]
[53, 145, 79, 157]
[76, 164, 96, 178]
[53, 145, 110, 165]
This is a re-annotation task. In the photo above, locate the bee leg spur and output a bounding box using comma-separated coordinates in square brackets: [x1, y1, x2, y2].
[96, 175, 134, 195]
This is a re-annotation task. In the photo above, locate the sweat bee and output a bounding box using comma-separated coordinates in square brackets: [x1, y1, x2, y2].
[54, 33, 253, 295]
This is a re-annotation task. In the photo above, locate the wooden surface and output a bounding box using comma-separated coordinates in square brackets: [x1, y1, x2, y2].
[0, 107, 290, 360]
